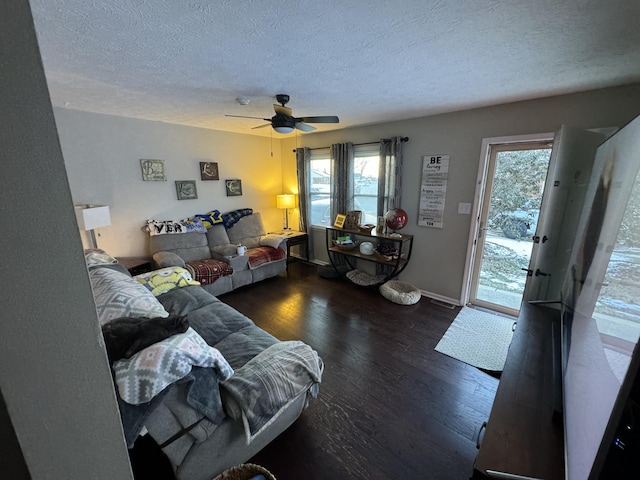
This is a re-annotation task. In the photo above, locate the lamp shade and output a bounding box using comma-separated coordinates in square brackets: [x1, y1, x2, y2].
[75, 205, 111, 231]
[276, 194, 296, 209]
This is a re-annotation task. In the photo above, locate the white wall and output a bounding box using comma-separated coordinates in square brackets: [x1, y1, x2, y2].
[54, 109, 286, 256]
[1, 1, 133, 478]
[282, 84, 640, 303]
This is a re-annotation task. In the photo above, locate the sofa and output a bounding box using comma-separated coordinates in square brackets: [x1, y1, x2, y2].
[149, 210, 288, 296]
[85, 250, 323, 480]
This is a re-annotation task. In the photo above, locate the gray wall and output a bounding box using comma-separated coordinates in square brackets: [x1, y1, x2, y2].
[0, 1, 133, 478]
[283, 85, 640, 303]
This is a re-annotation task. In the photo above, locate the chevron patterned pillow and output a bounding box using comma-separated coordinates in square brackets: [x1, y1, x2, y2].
[89, 268, 169, 326]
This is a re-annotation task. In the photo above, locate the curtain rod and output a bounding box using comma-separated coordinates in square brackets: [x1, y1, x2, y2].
[292, 136, 409, 153]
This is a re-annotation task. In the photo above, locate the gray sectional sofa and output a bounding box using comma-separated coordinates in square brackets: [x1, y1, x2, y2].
[150, 212, 288, 296]
[85, 250, 323, 480]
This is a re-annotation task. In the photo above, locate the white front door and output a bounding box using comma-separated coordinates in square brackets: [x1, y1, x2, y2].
[524, 126, 607, 303]
[467, 137, 552, 316]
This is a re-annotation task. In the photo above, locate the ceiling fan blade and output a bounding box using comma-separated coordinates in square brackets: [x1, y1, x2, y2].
[273, 104, 292, 116]
[295, 122, 316, 132]
[299, 116, 339, 124]
[251, 123, 272, 130]
[225, 114, 271, 120]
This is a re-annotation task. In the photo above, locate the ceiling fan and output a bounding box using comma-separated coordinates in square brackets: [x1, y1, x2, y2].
[225, 94, 339, 134]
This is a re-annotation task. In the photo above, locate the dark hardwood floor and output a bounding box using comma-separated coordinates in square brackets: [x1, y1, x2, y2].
[130, 261, 499, 480]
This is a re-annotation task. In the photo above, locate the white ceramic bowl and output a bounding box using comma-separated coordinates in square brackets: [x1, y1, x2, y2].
[359, 241, 375, 255]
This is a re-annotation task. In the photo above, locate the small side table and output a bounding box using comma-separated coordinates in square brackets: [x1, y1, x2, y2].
[271, 230, 309, 263]
[116, 257, 154, 276]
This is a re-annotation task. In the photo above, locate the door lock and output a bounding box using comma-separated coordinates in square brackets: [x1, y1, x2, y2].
[535, 269, 550, 277]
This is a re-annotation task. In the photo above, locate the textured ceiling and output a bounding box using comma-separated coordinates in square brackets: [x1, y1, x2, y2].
[30, 0, 640, 137]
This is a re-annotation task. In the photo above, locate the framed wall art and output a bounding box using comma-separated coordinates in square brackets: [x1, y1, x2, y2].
[140, 159, 166, 181]
[225, 179, 243, 196]
[334, 213, 346, 228]
[175, 180, 198, 200]
[344, 210, 362, 230]
[200, 162, 219, 180]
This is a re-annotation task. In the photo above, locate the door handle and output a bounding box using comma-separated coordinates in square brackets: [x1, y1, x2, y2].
[535, 269, 550, 277]
[521, 268, 533, 277]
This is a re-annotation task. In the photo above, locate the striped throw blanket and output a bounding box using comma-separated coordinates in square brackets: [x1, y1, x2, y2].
[221, 340, 323, 444]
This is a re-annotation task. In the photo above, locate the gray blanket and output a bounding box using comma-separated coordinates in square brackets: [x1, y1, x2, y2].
[222, 340, 324, 444]
[118, 285, 279, 447]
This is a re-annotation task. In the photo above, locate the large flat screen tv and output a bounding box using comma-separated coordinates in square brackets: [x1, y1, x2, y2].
[561, 113, 640, 479]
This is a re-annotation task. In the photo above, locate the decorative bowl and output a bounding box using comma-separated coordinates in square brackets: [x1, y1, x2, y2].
[358, 224, 375, 234]
[332, 240, 358, 251]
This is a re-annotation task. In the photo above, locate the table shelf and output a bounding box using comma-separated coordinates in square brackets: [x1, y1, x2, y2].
[325, 227, 413, 286]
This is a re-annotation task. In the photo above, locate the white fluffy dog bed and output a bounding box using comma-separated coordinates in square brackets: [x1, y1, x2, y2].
[379, 280, 421, 305]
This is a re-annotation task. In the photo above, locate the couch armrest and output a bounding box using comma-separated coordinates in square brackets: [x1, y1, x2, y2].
[259, 234, 287, 250]
[211, 252, 249, 271]
[210, 243, 237, 257]
[153, 251, 186, 269]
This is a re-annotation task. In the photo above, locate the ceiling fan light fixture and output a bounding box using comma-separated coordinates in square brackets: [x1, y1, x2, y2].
[273, 125, 294, 134]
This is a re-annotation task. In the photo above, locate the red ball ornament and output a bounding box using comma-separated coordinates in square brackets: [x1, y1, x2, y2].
[385, 208, 408, 231]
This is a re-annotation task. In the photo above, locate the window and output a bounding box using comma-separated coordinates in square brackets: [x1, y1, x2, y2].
[353, 144, 379, 225]
[309, 148, 331, 226]
[309, 145, 380, 227]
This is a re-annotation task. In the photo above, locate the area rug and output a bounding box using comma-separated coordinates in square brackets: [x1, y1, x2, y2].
[435, 306, 516, 372]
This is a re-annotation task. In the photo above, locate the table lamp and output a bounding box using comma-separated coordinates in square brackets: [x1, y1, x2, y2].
[276, 194, 296, 230]
[75, 205, 111, 249]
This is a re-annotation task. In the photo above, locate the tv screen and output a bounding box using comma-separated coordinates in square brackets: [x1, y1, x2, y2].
[561, 114, 640, 480]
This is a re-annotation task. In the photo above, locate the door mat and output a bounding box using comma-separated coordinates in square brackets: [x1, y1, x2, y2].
[435, 306, 516, 372]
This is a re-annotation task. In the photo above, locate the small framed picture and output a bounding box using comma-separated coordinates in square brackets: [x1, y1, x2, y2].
[334, 214, 346, 228]
[175, 180, 197, 200]
[140, 159, 166, 181]
[225, 179, 243, 196]
[200, 162, 219, 180]
[344, 210, 362, 230]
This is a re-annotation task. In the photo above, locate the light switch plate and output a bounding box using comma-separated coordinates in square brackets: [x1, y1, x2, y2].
[458, 202, 471, 214]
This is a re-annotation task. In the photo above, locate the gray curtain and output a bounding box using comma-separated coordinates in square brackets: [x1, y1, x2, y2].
[377, 137, 404, 215]
[295, 147, 314, 258]
[330, 142, 355, 222]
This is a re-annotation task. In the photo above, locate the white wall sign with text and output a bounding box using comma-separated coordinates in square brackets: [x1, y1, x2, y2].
[418, 155, 449, 228]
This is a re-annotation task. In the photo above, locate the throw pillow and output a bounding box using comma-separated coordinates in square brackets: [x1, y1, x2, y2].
[259, 234, 285, 249]
[134, 267, 200, 296]
[145, 218, 206, 236]
[89, 268, 169, 326]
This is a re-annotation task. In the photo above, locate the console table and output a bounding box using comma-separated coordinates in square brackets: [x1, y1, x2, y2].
[325, 226, 413, 286]
[472, 302, 564, 479]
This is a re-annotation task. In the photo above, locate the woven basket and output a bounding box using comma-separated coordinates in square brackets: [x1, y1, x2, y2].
[213, 463, 276, 480]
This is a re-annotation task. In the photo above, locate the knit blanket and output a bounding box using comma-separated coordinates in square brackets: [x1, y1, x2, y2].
[222, 208, 253, 229]
[221, 340, 323, 444]
[113, 327, 233, 405]
[185, 258, 233, 285]
[247, 246, 286, 269]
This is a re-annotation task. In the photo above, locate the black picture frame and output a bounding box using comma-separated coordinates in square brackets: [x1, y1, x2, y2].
[225, 179, 242, 196]
[200, 162, 219, 180]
